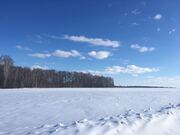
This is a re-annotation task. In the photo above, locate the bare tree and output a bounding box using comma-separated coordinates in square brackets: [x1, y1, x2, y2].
[0, 55, 14, 88]
[0, 55, 114, 88]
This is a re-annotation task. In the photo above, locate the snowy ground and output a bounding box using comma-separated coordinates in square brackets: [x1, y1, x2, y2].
[0, 88, 180, 135]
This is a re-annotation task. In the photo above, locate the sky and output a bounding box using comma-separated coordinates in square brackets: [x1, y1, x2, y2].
[0, 0, 180, 87]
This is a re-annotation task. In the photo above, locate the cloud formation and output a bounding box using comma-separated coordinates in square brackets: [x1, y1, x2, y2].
[29, 50, 84, 59]
[64, 35, 120, 48]
[131, 9, 141, 15]
[52, 50, 81, 58]
[88, 51, 111, 59]
[105, 65, 159, 75]
[154, 14, 162, 20]
[169, 29, 176, 34]
[16, 45, 32, 51]
[131, 44, 155, 53]
[81, 65, 159, 76]
[28, 53, 51, 58]
[31, 65, 49, 70]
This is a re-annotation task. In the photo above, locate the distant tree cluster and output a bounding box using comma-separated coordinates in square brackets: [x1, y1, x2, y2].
[0, 55, 114, 88]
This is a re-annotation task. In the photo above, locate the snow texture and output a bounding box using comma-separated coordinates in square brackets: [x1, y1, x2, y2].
[0, 88, 180, 135]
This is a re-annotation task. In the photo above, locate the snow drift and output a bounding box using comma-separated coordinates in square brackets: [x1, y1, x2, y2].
[0, 88, 180, 135]
[17, 103, 180, 135]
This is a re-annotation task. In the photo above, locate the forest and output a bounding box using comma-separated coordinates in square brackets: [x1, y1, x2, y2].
[0, 55, 114, 88]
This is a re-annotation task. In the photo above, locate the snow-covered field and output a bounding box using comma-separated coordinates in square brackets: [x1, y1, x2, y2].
[0, 88, 180, 135]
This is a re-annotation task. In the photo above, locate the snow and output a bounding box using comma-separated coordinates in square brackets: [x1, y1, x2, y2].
[0, 88, 180, 135]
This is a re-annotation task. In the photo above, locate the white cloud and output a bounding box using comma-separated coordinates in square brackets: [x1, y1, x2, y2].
[64, 35, 120, 48]
[154, 14, 162, 20]
[131, 9, 141, 15]
[131, 44, 155, 53]
[80, 65, 159, 76]
[16, 45, 32, 51]
[52, 50, 81, 58]
[31, 65, 49, 70]
[29, 50, 84, 59]
[105, 65, 159, 75]
[88, 51, 111, 59]
[28, 53, 51, 58]
[169, 29, 176, 34]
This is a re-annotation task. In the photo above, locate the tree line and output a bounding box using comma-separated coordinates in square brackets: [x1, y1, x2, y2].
[0, 55, 114, 88]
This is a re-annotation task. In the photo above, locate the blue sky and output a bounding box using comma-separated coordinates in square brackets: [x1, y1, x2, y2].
[0, 0, 180, 87]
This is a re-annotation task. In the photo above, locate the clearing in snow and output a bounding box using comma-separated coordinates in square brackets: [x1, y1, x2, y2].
[0, 88, 180, 135]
